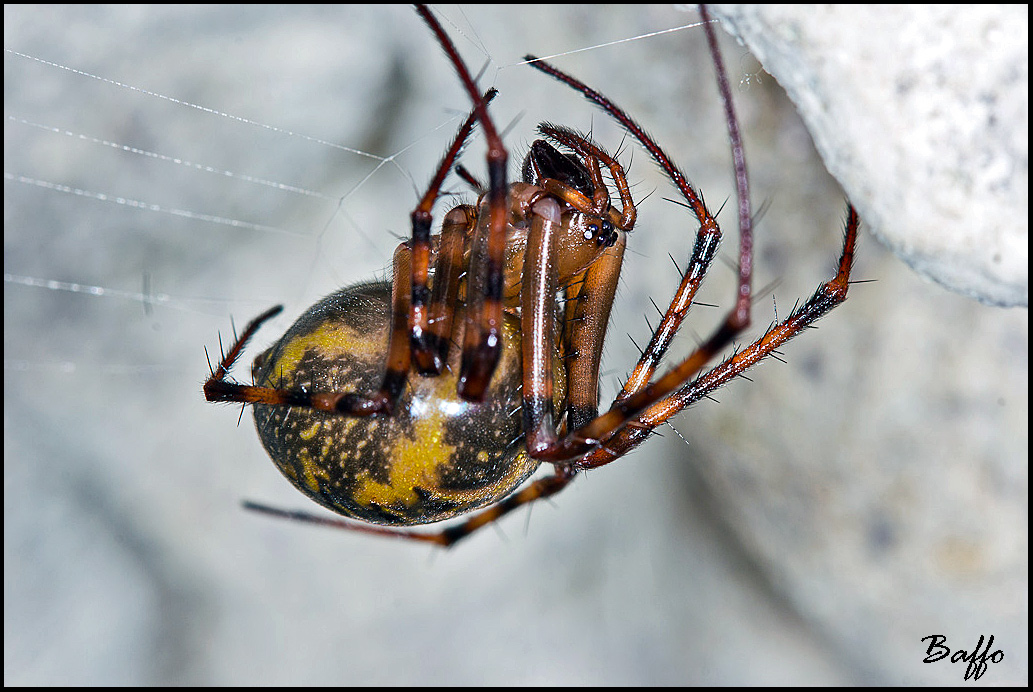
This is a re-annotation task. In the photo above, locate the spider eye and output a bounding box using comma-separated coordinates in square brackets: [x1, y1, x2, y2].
[583, 224, 599, 241]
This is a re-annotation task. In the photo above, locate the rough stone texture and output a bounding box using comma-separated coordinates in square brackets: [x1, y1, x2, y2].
[713, 4, 1028, 307]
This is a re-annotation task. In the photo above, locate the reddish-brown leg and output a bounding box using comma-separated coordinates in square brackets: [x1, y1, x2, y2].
[562, 236, 626, 430]
[205, 87, 492, 415]
[203, 305, 284, 402]
[454, 164, 485, 194]
[579, 206, 859, 471]
[516, 7, 758, 461]
[414, 4, 511, 402]
[410, 88, 497, 375]
[204, 241, 415, 415]
[422, 204, 477, 372]
[242, 465, 578, 547]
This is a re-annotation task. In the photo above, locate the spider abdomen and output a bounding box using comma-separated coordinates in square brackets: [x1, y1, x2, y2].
[251, 281, 562, 526]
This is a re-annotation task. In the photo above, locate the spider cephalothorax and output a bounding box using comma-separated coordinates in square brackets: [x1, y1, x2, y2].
[204, 4, 858, 546]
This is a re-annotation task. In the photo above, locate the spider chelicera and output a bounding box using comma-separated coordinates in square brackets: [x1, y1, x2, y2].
[204, 4, 859, 547]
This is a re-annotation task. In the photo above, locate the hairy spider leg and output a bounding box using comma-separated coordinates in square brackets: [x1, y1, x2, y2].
[204, 88, 490, 415]
[579, 206, 858, 470]
[410, 88, 498, 375]
[512, 6, 757, 460]
[699, 4, 754, 328]
[241, 463, 576, 547]
[203, 305, 284, 406]
[414, 4, 510, 402]
[513, 128, 634, 453]
[535, 124, 635, 429]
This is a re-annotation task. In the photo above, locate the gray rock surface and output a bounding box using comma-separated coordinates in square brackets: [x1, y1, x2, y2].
[712, 4, 1028, 307]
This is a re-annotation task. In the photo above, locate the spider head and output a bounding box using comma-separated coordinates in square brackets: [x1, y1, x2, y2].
[522, 139, 596, 199]
[522, 131, 629, 278]
[523, 137, 627, 244]
[569, 214, 621, 249]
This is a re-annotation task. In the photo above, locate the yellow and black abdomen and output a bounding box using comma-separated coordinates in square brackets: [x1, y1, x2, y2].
[252, 281, 557, 526]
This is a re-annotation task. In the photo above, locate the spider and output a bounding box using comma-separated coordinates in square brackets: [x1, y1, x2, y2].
[204, 5, 858, 547]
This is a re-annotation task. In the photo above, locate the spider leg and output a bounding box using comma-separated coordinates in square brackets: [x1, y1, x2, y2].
[538, 127, 635, 429]
[415, 4, 510, 402]
[562, 237, 626, 430]
[203, 305, 283, 399]
[527, 23, 754, 402]
[242, 465, 576, 547]
[422, 205, 477, 372]
[526, 205, 858, 464]
[579, 207, 859, 471]
[410, 88, 497, 375]
[617, 212, 723, 403]
[206, 87, 492, 413]
[454, 164, 486, 194]
[204, 242, 416, 415]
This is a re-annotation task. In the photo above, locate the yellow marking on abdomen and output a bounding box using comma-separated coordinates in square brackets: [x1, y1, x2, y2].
[353, 407, 456, 509]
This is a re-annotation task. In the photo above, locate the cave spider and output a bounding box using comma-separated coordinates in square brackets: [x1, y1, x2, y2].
[204, 5, 858, 547]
